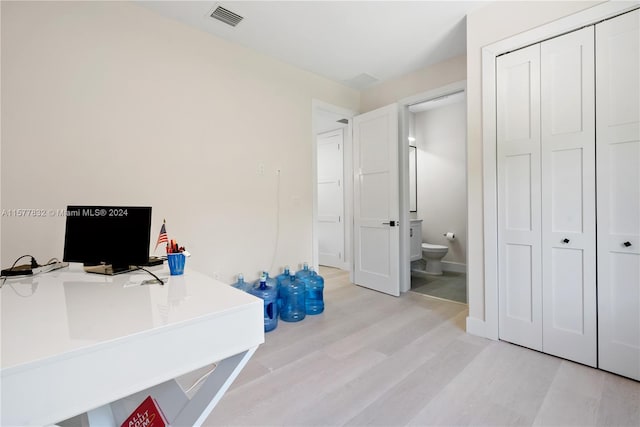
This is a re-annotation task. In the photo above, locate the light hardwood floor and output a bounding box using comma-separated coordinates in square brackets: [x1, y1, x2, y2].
[205, 267, 640, 426]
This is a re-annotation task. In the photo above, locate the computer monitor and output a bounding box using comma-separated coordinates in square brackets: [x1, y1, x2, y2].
[63, 206, 152, 275]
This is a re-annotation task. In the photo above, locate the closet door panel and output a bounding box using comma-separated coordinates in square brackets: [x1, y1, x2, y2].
[497, 44, 542, 351]
[550, 148, 584, 233]
[505, 154, 533, 231]
[609, 141, 640, 234]
[549, 248, 586, 332]
[597, 9, 640, 381]
[609, 253, 640, 345]
[541, 27, 596, 366]
[504, 244, 533, 322]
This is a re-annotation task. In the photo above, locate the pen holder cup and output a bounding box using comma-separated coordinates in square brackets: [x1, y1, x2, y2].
[167, 253, 185, 276]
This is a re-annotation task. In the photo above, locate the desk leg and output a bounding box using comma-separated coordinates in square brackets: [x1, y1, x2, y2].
[86, 403, 116, 427]
[172, 346, 257, 427]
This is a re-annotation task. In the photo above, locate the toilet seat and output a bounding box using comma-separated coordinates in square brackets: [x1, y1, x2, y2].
[421, 243, 448, 250]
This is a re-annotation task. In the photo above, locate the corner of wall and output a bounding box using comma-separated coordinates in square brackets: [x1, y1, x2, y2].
[466, 316, 490, 339]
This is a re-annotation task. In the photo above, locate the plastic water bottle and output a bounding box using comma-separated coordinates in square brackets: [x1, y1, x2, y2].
[279, 271, 306, 322]
[248, 275, 278, 332]
[275, 266, 290, 311]
[304, 267, 324, 315]
[258, 270, 277, 289]
[275, 266, 291, 288]
[231, 273, 249, 292]
[295, 262, 311, 281]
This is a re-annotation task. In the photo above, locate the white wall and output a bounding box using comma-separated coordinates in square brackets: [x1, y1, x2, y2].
[361, 55, 466, 112]
[414, 101, 467, 265]
[465, 0, 602, 322]
[0, 1, 359, 283]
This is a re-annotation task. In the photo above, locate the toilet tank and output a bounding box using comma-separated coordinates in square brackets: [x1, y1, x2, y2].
[409, 219, 423, 261]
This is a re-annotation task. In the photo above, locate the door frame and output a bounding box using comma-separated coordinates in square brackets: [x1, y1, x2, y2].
[398, 81, 467, 294]
[312, 100, 356, 275]
[478, 1, 640, 340]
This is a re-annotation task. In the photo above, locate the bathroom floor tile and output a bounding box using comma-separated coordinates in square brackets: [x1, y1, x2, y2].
[410, 271, 467, 304]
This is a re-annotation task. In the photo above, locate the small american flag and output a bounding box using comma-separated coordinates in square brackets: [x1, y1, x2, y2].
[155, 220, 168, 250]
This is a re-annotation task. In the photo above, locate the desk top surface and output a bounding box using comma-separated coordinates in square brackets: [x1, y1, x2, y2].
[1, 263, 260, 370]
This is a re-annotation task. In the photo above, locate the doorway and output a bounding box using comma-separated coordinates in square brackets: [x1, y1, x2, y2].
[317, 128, 345, 269]
[400, 84, 468, 304]
[312, 100, 355, 274]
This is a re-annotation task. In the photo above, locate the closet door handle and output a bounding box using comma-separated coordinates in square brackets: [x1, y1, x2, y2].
[623, 241, 632, 247]
[382, 221, 397, 227]
[562, 238, 570, 244]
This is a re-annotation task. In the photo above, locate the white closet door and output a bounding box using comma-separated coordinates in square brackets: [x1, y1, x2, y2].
[596, 9, 640, 381]
[497, 44, 543, 351]
[540, 27, 597, 367]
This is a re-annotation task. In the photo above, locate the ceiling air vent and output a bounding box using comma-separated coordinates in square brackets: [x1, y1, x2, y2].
[210, 6, 244, 27]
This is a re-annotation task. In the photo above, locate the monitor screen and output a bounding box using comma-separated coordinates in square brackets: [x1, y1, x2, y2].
[63, 206, 152, 273]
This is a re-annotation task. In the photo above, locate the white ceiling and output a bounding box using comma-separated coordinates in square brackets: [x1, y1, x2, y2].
[137, 1, 488, 90]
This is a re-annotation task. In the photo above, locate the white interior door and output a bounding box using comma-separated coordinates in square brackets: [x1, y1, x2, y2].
[596, 9, 640, 381]
[353, 104, 400, 296]
[497, 44, 543, 351]
[317, 129, 344, 268]
[540, 27, 597, 367]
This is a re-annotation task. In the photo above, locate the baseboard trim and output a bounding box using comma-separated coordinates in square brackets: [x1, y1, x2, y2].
[319, 261, 350, 272]
[338, 261, 350, 272]
[466, 316, 488, 338]
[442, 261, 466, 273]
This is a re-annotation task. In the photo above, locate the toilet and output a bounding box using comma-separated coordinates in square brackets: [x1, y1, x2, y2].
[409, 219, 450, 275]
[421, 243, 448, 275]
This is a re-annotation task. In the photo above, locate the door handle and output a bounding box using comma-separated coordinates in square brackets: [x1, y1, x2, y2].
[562, 238, 570, 244]
[382, 221, 397, 227]
[410, 228, 413, 237]
[624, 241, 632, 247]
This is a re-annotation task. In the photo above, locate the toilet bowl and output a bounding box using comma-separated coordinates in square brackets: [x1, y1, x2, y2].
[421, 243, 448, 275]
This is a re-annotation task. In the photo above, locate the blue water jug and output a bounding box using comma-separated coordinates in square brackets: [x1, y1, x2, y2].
[304, 268, 324, 315]
[295, 262, 311, 281]
[248, 275, 278, 332]
[279, 271, 306, 322]
[258, 270, 277, 289]
[231, 273, 249, 292]
[275, 266, 290, 311]
[275, 266, 290, 288]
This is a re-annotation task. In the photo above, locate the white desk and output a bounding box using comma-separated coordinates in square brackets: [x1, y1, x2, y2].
[1, 263, 264, 426]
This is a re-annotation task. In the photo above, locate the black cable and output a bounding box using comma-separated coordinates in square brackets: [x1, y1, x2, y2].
[1, 254, 38, 288]
[136, 266, 166, 285]
[8, 254, 37, 270]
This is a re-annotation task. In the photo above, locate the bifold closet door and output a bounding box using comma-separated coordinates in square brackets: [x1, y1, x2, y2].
[540, 27, 597, 367]
[497, 44, 542, 351]
[596, 9, 640, 381]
